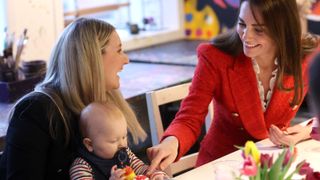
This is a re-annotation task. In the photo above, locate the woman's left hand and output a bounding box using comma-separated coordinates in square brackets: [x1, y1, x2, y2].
[269, 120, 313, 147]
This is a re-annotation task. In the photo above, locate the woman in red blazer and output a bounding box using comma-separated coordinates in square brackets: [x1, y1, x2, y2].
[147, 0, 319, 170]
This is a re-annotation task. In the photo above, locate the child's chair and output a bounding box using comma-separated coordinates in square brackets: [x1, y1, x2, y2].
[146, 82, 213, 177]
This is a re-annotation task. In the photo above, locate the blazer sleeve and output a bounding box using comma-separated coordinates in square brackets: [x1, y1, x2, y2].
[4, 95, 53, 179]
[162, 43, 222, 160]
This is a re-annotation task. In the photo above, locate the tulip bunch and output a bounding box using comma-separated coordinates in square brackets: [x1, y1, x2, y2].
[297, 161, 320, 180]
[238, 141, 302, 180]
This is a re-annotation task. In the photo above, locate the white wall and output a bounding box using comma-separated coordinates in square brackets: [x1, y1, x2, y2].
[6, 0, 64, 62]
[5, 0, 185, 57]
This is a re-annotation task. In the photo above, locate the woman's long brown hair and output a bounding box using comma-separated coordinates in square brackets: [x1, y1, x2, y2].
[212, 0, 319, 107]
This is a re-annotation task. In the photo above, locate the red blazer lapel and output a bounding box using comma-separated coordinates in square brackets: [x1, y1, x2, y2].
[228, 54, 268, 139]
[264, 75, 294, 128]
[265, 57, 311, 128]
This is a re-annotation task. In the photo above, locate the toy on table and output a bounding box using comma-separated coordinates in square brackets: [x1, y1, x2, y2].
[124, 166, 136, 180]
[123, 166, 150, 180]
[116, 148, 151, 180]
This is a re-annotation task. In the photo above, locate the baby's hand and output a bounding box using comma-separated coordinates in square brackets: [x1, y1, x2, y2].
[110, 165, 125, 180]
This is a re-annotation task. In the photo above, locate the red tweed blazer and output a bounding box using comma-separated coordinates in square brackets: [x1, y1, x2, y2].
[163, 43, 310, 166]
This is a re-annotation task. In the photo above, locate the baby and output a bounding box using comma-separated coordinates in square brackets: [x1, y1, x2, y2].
[69, 102, 168, 180]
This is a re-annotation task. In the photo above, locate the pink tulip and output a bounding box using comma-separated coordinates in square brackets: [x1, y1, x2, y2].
[297, 161, 320, 180]
[241, 156, 257, 176]
[260, 153, 273, 169]
[306, 171, 320, 180]
[283, 147, 297, 167]
[283, 149, 292, 167]
[298, 161, 314, 175]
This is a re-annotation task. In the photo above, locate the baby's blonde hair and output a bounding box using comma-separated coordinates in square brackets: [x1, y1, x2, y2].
[79, 102, 125, 138]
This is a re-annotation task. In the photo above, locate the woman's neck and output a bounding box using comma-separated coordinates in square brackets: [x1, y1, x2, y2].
[253, 56, 277, 72]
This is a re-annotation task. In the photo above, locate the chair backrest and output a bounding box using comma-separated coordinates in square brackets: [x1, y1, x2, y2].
[146, 82, 213, 177]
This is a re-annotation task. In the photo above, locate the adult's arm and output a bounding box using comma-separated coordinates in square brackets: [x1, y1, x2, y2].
[162, 44, 222, 160]
[5, 95, 52, 179]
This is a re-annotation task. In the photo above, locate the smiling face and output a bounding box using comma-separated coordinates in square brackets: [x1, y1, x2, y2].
[101, 31, 129, 90]
[236, 1, 277, 62]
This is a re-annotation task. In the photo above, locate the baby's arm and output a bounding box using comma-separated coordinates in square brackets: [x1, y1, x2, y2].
[126, 148, 169, 179]
[69, 157, 94, 180]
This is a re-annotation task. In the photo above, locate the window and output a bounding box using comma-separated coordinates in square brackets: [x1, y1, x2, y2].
[63, 0, 130, 28]
[0, 1, 7, 54]
[62, 0, 184, 51]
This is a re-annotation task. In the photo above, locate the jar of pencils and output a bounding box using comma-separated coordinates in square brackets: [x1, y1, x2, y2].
[0, 28, 28, 82]
[0, 56, 18, 82]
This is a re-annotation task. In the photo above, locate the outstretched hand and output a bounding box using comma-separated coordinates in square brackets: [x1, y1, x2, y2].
[147, 136, 179, 173]
[269, 119, 313, 147]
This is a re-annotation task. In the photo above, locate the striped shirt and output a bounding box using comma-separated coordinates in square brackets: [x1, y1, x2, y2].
[69, 148, 166, 179]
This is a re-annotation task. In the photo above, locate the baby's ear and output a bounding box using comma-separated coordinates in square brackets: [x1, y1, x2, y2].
[83, 138, 93, 152]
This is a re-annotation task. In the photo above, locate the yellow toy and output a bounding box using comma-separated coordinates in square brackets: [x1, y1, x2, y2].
[124, 166, 136, 180]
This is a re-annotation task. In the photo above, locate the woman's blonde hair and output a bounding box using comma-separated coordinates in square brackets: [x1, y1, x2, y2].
[34, 18, 146, 144]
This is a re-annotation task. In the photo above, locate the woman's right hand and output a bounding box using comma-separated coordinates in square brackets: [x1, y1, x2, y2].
[147, 136, 179, 173]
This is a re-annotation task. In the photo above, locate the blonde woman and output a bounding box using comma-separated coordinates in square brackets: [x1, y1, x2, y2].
[0, 18, 146, 179]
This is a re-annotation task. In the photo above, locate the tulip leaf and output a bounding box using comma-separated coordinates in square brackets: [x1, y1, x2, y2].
[284, 161, 304, 180]
[279, 152, 295, 179]
[269, 149, 286, 180]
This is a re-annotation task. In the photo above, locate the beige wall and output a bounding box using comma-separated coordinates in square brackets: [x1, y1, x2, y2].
[6, 0, 64, 62]
[6, 0, 185, 59]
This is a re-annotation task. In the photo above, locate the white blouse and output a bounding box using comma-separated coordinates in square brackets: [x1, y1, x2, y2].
[251, 59, 278, 112]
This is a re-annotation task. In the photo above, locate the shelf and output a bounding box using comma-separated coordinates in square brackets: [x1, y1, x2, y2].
[64, 2, 130, 17]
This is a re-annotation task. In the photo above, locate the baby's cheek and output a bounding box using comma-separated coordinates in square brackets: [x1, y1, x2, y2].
[97, 147, 116, 159]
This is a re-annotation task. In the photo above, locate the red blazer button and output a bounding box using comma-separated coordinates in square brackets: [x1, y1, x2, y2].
[292, 105, 298, 111]
[232, 112, 239, 117]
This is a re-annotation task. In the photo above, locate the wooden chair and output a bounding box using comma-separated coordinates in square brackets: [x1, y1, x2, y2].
[146, 82, 213, 177]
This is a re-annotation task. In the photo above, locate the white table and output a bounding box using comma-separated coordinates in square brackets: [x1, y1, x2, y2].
[175, 138, 320, 180]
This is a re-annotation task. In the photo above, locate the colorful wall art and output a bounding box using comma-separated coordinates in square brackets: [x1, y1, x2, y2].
[184, 0, 320, 40]
[184, 0, 239, 40]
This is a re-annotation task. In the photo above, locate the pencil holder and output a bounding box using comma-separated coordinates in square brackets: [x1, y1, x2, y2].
[0, 63, 18, 82]
[21, 60, 46, 78]
[0, 73, 44, 103]
[0, 59, 46, 102]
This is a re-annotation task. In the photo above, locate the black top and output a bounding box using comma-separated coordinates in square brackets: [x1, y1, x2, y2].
[0, 92, 79, 180]
[77, 147, 130, 180]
